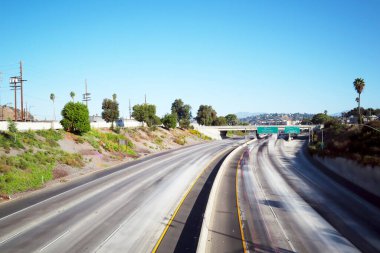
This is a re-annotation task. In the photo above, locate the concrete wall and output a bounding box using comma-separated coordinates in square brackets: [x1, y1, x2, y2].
[0, 119, 143, 132]
[315, 156, 380, 197]
[193, 125, 222, 140]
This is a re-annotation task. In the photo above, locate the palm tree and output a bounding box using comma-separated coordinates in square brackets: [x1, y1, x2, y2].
[70, 91, 75, 102]
[112, 93, 117, 101]
[50, 93, 56, 121]
[353, 78, 365, 124]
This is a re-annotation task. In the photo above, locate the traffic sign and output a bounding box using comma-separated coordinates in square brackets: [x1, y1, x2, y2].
[257, 126, 278, 134]
[284, 126, 300, 134]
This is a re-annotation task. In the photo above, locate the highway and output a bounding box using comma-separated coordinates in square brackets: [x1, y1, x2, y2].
[200, 146, 246, 253]
[238, 135, 380, 253]
[0, 139, 241, 253]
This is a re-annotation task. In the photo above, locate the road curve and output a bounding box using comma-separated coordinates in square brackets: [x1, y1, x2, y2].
[197, 140, 250, 253]
[238, 135, 380, 252]
[0, 139, 241, 253]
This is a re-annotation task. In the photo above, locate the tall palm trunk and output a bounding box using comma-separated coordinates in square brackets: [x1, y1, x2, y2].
[358, 93, 361, 124]
[53, 102, 56, 121]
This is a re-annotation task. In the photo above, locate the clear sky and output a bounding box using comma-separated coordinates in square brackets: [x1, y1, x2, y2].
[1, 0, 379, 120]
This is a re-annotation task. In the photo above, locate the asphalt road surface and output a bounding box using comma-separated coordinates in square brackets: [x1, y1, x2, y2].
[0, 139, 241, 253]
[238, 135, 380, 253]
[197, 141, 250, 253]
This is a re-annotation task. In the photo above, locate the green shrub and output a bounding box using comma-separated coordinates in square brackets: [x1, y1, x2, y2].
[60, 102, 90, 135]
[154, 137, 163, 146]
[188, 129, 211, 140]
[174, 136, 186, 145]
[161, 114, 177, 129]
[36, 129, 64, 141]
[7, 119, 18, 134]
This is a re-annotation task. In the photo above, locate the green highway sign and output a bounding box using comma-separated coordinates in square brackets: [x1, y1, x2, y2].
[284, 126, 300, 134]
[257, 126, 278, 134]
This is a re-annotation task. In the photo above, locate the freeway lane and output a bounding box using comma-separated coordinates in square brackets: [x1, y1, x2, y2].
[198, 141, 248, 253]
[238, 135, 380, 252]
[0, 139, 241, 253]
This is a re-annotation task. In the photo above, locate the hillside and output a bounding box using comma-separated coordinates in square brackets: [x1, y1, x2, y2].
[309, 120, 380, 166]
[0, 126, 211, 198]
[1, 105, 34, 121]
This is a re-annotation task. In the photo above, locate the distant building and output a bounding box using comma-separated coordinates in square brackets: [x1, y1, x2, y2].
[348, 115, 358, 124]
[365, 115, 378, 122]
[89, 115, 105, 122]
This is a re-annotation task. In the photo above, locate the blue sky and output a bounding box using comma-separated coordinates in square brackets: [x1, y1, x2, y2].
[0, 0, 379, 120]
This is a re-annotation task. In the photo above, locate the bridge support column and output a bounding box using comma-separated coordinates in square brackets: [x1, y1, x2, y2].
[220, 131, 228, 139]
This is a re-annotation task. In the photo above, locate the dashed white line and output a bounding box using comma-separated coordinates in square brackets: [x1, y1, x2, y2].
[39, 230, 70, 252]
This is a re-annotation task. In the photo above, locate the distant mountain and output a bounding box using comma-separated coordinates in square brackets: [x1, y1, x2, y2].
[235, 112, 264, 119]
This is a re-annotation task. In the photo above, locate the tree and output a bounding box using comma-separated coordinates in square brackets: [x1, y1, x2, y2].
[102, 96, 119, 129]
[311, 113, 332, 124]
[301, 118, 312, 125]
[7, 119, 18, 142]
[353, 78, 365, 124]
[7, 119, 17, 133]
[171, 99, 192, 129]
[132, 103, 161, 127]
[50, 93, 56, 121]
[324, 110, 328, 115]
[70, 91, 75, 102]
[161, 113, 177, 129]
[225, 114, 239, 126]
[195, 105, 217, 126]
[60, 102, 90, 135]
[213, 116, 227, 126]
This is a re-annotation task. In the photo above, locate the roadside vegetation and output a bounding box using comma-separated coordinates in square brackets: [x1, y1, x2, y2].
[0, 128, 83, 195]
[308, 77, 380, 167]
[309, 119, 380, 167]
[80, 129, 136, 156]
[226, 130, 246, 138]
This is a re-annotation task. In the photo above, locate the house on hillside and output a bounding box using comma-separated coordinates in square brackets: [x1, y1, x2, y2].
[365, 115, 378, 122]
[348, 115, 358, 124]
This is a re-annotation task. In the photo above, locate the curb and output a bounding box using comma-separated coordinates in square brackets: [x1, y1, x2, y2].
[196, 139, 256, 253]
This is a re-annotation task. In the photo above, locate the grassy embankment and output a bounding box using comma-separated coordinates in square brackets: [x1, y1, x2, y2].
[0, 129, 135, 195]
[0, 129, 82, 195]
[309, 120, 380, 166]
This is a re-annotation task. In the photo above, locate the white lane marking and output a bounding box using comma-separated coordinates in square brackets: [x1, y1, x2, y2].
[0, 231, 22, 245]
[254, 141, 298, 252]
[39, 230, 70, 252]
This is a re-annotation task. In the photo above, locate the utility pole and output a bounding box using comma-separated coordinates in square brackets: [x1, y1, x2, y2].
[8, 62, 27, 121]
[20, 61, 24, 121]
[129, 99, 132, 119]
[82, 79, 91, 108]
[144, 93, 147, 104]
[9, 76, 21, 121]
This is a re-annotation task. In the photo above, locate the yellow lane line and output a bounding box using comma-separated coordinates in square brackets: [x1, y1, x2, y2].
[236, 152, 248, 253]
[151, 151, 228, 253]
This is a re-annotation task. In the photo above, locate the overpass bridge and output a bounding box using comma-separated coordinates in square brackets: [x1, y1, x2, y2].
[193, 125, 316, 140]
